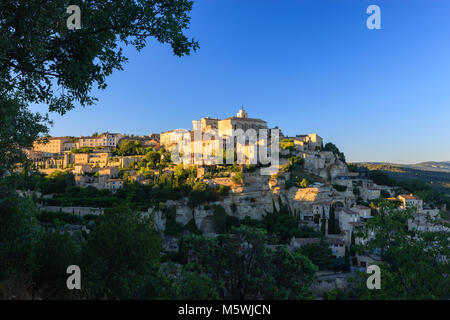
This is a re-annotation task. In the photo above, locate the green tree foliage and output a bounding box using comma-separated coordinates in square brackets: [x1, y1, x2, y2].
[0, 0, 198, 185]
[40, 170, 75, 194]
[240, 199, 304, 244]
[320, 213, 327, 235]
[212, 206, 239, 234]
[164, 206, 183, 237]
[33, 231, 81, 298]
[0, 0, 198, 115]
[299, 178, 309, 188]
[171, 270, 220, 300]
[188, 182, 217, 209]
[0, 97, 49, 173]
[115, 140, 146, 156]
[184, 225, 317, 299]
[288, 155, 304, 171]
[217, 184, 231, 196]
[332, 184, 347, 192]
[324, 142, 346, 162]
[352, 203, 450, 299]
[0, 196, 41, 281]
[369, 170, 396, 186]
[327, 206, 340, 234]
[70, 147, 95, 154]
[232, 172, 243, 184]
[280, 139, 295, 151]
[380, 189, 390, 198]
[298, 242, 336, 271]
[82, 205, 162, 299]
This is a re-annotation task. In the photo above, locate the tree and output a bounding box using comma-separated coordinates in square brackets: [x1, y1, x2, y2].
[82, 205, 162, 299]
[0, 0, 198, 114]
[212, 206, 228, 234]
[261, 246, 317, 299]
[0, 0, 198, 176]
[258, 209, 301, 244]
[232, 172, 243, 184]
[171, 270, 220, 300]
[320, 213, 327, 235]
[0, 96, 49, 174]
[145, 149, 162, 169]
[0, 195, 41, 283]
[368, 170, 396, 186]
[298, 242, 335, 271]
[327, 205, 340, 234]
[184, 225, 317, 299]
[116, 140, 145, 156]
[352, 203, 450, 299]
[212, 206, 239, 234]
[324, 142, 346, 162]
[33, 230, 81, 299]
[280, 139, 295, 151]
[299, 178, 309, 188]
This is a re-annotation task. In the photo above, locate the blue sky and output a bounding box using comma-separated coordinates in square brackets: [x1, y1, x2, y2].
[30, 0, 450, 164]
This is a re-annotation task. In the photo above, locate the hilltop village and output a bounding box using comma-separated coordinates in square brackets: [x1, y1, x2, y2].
[25, 108, 449, 296]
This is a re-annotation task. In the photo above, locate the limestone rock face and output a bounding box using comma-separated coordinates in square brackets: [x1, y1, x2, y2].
[151, 155, 354, 234]
[301, 150, 348, 180]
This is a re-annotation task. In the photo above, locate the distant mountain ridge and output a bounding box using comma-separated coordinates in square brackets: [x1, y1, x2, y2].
[409, 161, 450, 172]
[355, 161, 450, 195]
[359, 161, 450, 173]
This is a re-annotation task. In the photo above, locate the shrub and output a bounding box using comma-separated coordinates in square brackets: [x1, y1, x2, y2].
[299, 178, 309, 188]
[232, 172, 243, 184]
[217, 185, 230, 196]
[333, 184, 347, 192]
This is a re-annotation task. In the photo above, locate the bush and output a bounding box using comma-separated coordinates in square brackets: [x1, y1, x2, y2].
[71, 147, 94, 154]
[217, 185, 230, 196]
[299, 178, 309, 188]
[212, 206, 228, 233]
[380, 189, 390, 198]
[232, 172, 243, 184]
[280, 139, 295, 151]
[36, 210, 81, 224]
[164, 207, 183, 236]
[333, 184, 347, 192]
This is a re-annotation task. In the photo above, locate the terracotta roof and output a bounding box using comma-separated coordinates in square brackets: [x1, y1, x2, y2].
[398, 194, 419, 200]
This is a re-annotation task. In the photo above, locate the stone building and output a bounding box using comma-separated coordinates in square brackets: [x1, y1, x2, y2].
[77, 132, 122, 148]
[33, 137, 73, 154]
[217, 107, 268, 139]
[398, 194, 423, 213]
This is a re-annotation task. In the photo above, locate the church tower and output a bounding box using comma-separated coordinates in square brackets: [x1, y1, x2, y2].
[237, 106, 248, 118]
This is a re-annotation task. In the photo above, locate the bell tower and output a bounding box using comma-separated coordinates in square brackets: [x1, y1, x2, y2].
[237, 106, 248, 118]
